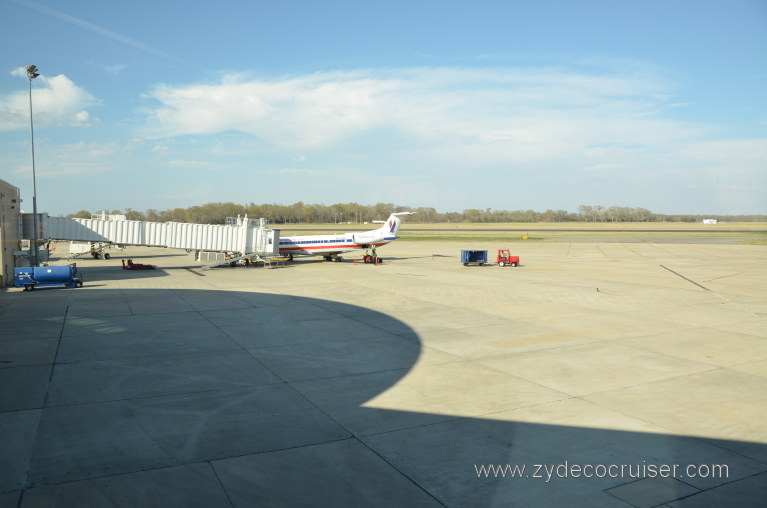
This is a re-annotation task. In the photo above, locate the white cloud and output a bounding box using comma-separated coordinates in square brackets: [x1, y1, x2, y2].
[137, 65, 767, 213]
[72, 110, 91, 126]
[0, 69, 98, 130]
[167, 159, 209, 167]
[140, 66, 692, 156]
[260, 168, 324, 176]
[104, 64, 128, 75]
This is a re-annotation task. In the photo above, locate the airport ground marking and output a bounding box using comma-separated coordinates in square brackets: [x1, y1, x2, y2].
[659, 265, 710, 291]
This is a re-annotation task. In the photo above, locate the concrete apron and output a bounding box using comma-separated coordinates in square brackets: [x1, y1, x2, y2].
[1, 240, 765, 507]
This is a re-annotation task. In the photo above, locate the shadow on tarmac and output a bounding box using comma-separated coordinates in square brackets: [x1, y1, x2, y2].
[71, 265, 170, 283]
[0, 288, 764, 506]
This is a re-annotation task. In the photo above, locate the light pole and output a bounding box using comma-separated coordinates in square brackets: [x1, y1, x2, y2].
[26, 65, 40, 267]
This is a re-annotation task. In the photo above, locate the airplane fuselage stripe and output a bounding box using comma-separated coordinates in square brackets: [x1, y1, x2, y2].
[278, 241, 392, 253]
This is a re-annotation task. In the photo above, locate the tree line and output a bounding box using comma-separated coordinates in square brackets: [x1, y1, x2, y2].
[68, 202, 766, 224]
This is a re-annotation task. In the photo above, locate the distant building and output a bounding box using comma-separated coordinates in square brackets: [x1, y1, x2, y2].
[0, 179, 22, 287]
[702, 219, 718, 225]
[92, 211, 127, 221]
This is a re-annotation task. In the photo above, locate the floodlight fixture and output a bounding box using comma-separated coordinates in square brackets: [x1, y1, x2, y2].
[26, 65, 40, 80]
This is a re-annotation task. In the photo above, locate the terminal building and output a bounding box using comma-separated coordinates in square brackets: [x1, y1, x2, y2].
[0, 179, 22, 288]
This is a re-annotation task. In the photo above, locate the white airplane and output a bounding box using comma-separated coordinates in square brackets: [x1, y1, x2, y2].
[278, 212, 412, 262]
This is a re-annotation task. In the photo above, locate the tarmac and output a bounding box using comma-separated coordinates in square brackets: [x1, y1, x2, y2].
[1, 238, 766, 507]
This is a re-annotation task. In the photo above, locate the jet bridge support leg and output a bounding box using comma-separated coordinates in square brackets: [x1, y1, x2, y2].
[201, 252, 262, 270]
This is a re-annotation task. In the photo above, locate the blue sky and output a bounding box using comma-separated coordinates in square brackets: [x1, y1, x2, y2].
[1, 0, 765, 216]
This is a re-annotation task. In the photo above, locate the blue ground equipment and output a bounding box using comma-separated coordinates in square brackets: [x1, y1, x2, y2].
[14, 264, 83, 291]
[461, 250, 488, 266]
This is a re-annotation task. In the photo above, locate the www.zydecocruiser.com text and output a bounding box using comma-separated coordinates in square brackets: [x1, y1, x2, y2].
[474, 461, 729, 483]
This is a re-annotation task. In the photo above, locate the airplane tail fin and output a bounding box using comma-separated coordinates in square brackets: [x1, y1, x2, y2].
[380, 212, 413, 237]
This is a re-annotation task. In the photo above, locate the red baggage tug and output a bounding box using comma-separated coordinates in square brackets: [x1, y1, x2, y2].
[496, 249, 520, 267]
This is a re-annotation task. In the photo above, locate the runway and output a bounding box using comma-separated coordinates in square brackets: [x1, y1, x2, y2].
[1, 240, 765, 506]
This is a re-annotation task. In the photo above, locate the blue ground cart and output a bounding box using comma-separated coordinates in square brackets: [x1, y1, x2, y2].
[461, 250, 488, 266]
[14, 264, 83, 291]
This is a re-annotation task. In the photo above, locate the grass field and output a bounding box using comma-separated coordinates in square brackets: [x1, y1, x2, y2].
[400, 221, 767, 231]
[277, 222, 767, 242]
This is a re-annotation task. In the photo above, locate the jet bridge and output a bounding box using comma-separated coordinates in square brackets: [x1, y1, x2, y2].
[25, 214, 280, 266]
